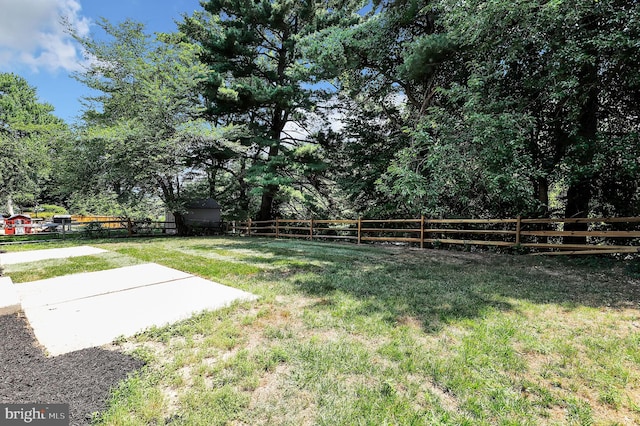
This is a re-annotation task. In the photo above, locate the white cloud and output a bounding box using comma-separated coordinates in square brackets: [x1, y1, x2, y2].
[0, 0, 90, 73]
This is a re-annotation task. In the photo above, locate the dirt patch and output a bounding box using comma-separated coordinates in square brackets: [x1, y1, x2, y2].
[397, 315, 424, 331]
[420, 378, 461, 415]
[245, 364, 292, 409]
[0, 313, 144, 426]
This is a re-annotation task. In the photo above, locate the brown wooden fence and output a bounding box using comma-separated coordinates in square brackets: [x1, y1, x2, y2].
[4, 215, 638, 254]
[227, 217, 640, 255]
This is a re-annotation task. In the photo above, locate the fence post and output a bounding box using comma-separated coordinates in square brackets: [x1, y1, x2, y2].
[276, 218, 280, 238]
[247, 218, 251, 237]
[420, 215, 425, 249]
[310, 218, 314, 241]
[357, 216, 362, 245]
[515, 215, 522, 246]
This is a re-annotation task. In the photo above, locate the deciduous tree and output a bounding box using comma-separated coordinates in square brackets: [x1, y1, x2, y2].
[369, 0, 640, 225]
[70, 19, 211, 232]
[0, 73, 65, 214]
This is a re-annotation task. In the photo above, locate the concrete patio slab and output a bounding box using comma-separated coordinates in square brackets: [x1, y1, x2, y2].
[15, 263, 257, 356]
[18, 263, 191, 309]
[0, 276, 20, 315]
[0, 246, 108, 265]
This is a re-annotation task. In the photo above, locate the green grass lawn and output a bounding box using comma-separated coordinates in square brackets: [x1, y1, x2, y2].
[4, 237, 640, 425]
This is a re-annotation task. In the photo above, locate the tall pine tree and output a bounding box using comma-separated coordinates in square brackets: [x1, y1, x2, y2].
[180, 0, 363, 221]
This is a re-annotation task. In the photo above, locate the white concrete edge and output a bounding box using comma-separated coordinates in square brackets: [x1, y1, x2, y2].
[0, 276, 21, 315]
[17, 263, 193, 309]
[0, 246, 108, 266]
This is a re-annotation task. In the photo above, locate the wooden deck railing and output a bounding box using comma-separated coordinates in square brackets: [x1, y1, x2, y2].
[227, 216, 640, 255]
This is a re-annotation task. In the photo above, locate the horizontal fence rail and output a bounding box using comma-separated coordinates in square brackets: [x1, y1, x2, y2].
[0, 217, 174, 242]
[228, 216, 640, 255]
[3, 215, 639, 254]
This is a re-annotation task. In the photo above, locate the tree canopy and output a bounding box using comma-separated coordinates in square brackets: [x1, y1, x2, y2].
[0, 73, 66, 215]
[180, 0, 365, 221]
[61, 19, 212, 230]
[335, 0, 640, 220]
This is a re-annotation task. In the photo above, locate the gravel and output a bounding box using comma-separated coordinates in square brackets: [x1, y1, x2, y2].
[0, 313, 145, 425]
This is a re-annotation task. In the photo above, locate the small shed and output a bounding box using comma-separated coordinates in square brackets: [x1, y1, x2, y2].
[184, 198, 222, 227]
[166, 198, 222, 234]
[5, 214, 32, 235]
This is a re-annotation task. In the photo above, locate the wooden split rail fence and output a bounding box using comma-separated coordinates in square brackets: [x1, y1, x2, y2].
[228, 217, 640, 255]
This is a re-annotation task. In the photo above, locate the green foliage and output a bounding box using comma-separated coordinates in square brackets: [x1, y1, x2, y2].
[38, 204, 68, 214]
[180, 0, 365, 221]
[324, 95, 412, 218]
[307, 0, 456, 218]
[64, 19, 224, 230]
[82, 221, 107, 238]
[378, 94, 541, 217]
[0, 73, 66, 213]
[328, 0, 640, 220]
[411, 0, 640, 218]
[13, 0, 640, 223]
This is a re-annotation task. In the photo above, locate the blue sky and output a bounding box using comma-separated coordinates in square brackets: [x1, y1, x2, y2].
[0, 0, 202, 124]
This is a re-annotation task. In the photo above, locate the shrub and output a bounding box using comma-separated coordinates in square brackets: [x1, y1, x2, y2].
[82, 221, 107, 238]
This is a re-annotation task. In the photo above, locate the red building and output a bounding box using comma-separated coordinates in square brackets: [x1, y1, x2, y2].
[5, 214, 32, 235]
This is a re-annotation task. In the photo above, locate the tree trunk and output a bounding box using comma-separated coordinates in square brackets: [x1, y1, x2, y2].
[536, 178, 549, 217]
[533, 178, 550, 244]
[254, 41, 290, 224]
[237, 157, 250, 217]
[6, 195, 14, 216]
[563, 25, 599, 245]
[207, 165, 217, 199]
[563, 180, 592, 244]
[255, 114, 285, 222]
[173, 211, 190, 236]
[256, 186, 277, 222]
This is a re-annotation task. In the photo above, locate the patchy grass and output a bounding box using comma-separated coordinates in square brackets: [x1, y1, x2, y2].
[3, 237, 640, 425]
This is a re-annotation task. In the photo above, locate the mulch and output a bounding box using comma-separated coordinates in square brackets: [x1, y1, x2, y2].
[0, 313, 145, 425]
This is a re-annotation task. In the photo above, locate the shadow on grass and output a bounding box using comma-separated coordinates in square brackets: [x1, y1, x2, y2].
[99, 237, 640, 333]
[278, 245, 640, 333]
